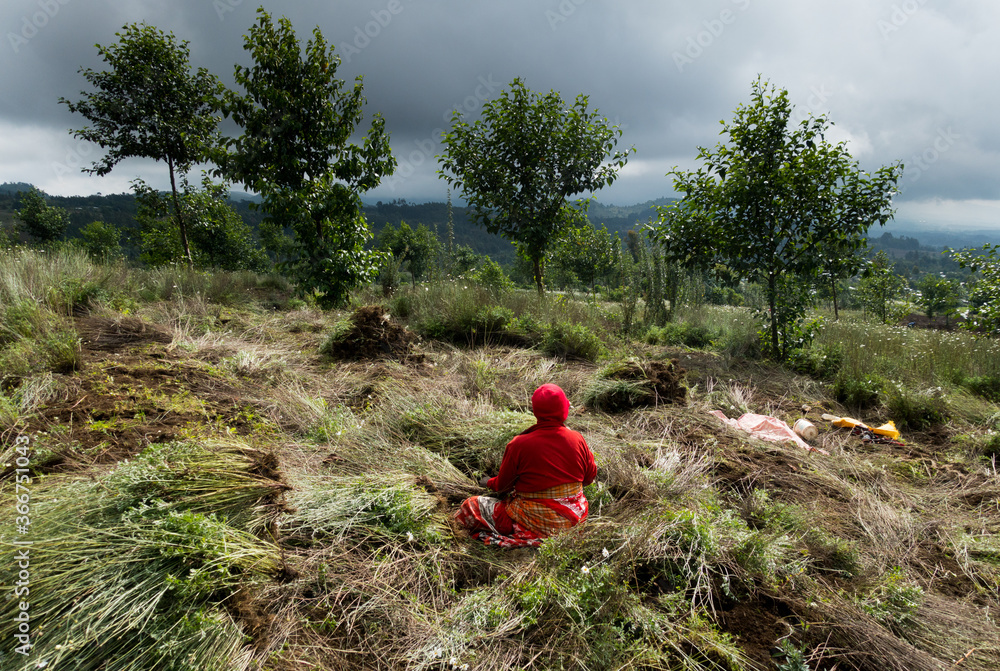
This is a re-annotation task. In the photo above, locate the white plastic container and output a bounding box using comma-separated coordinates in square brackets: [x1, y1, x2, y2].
[793, 418, 818, 441]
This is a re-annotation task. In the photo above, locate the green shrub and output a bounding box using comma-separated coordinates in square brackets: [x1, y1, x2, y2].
[644, 322, 715, 348]
[471, 257, 515, 298]
[788, 342, 843, 380]
[884, 382, 949, 429]
[964, 375, 1000, 403]
[541, 321, 606, 362]
[832, 370, 884, 409]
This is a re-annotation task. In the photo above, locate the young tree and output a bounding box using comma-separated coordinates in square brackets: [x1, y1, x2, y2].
[219, 9, 395, 308]
[438, 77, 632, 294]
[133, 176, 269, 272]
[652, 77, 902, 359]
[60, 23, 223, 267]
[15, 188, 69, 244]
[915, 273, 960, 325]
[378, 221, 440, 286]
[78, 221, 122, 262]
[950, 244, 1000, 335]
[857, 250, 906, 324]
[551, 222, 620, 297]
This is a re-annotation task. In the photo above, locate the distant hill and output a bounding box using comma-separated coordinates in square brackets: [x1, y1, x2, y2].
[3, 182, 994, 262]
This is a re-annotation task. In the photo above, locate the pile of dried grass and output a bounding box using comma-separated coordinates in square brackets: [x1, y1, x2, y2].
[321, 305, 421, 361]
[585, 358, 688, 413]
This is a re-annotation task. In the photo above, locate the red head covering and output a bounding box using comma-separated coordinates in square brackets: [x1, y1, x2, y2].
[531, 384, 569, 424]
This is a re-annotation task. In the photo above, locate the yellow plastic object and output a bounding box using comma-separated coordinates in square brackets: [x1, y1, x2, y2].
[871, 421, 901, 440]
[831, 416, 865, 429]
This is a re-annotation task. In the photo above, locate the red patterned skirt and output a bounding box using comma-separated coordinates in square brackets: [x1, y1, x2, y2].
[454, 482, 588, 548]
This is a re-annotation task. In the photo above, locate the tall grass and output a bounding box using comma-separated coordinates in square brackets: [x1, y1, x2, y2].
[0, 439, 284, 671]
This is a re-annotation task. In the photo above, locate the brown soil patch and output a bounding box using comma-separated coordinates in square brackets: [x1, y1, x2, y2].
[77, 315, 172, 352]
[323, 305, 422, 362]
[716, 598, 790, 670]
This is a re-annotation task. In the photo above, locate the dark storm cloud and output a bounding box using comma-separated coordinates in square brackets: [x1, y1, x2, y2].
[1, 0, 999, 227]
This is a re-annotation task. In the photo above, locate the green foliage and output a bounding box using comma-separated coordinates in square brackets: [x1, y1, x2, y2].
[470, 257, 515, 298]
[832, 369, 885, 409]
[950, 243, 1000, 335]
[379, 220, 440, 285]
[78, 220, 123, 262]
[134, 176, 268, 272]
[774, 639, 811, 671]
[654, 77, 902, 359]
[916, 273, 960, 321]
[220, 9, 394, 308]
[551, 221, 621, 294]
[788, 341, 843, 380]
[857, 250, 907, 324]
[15, 187, 69, 244]
[439, 77, 631, 293]
[61, 22, 223, 266]
[884, 382, 949, 429]
[645, 321, 716, 348]
[859, 567, 924, 628]
[542, 321, 607, 362]
[964, 374, 1000, 403]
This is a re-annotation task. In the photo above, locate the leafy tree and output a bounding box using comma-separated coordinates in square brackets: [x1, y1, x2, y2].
[652, 77, 902, 359]
[134, 176, 269, 272]
[378, 221, 440, 286]
[438, 77, 631, 294]
[915, 273, 960, 324]
[551, 222, 621, 296]
[60, 23, 223, 267]
[78, 220, 122, 262]
[219, 9, 395, 308]
[15, 188, 69, 244]
[857, 251, 906, 324]
[950, 244, 1000, 335]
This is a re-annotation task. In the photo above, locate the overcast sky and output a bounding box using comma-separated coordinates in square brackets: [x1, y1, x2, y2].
[2, 0, 999, 232]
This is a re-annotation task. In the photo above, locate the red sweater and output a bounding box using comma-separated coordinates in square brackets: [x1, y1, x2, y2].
[487, 384, 597, 494]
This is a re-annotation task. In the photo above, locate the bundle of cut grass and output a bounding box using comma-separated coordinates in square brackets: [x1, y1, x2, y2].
[393, 403, 534, 474]
[0, 474, 281, 671]
[584, 358, 687, 412]
[285, 472, 443, 542]
[100, 439, 289, 533]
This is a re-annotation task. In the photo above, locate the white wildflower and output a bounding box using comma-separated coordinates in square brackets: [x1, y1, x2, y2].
[602, 547, 610, 559]
[581, 565, 590, 574]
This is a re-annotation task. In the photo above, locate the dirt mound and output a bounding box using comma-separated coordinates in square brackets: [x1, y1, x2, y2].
[78, 316, 172, 352]
[324, 305, 421, 361]
[586, 359, 687, 412]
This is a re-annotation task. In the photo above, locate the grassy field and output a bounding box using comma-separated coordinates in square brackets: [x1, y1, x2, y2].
[1, 247, 999, 670]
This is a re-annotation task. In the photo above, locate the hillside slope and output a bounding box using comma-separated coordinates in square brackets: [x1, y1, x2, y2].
[0, 262, 998, 670]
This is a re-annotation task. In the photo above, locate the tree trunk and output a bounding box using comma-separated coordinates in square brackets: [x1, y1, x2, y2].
[167, 160, 193, 269]
[831, 276, 839, 321]
[768, 274, 780, 360]
[533, 256, 544, 295]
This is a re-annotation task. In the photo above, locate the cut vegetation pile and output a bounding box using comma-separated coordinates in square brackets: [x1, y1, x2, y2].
[1, 253, 999, 671]
[322, 304, 420, 361]
[585, 358, 688, 412]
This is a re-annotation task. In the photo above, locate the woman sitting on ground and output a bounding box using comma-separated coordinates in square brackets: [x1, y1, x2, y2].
[455, 383, 597, 548]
